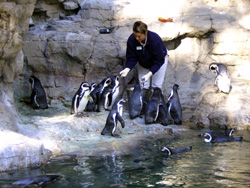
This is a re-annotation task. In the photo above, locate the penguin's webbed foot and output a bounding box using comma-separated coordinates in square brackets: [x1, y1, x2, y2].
[75, 112, 89, 118]
[112, 134, 121, 138]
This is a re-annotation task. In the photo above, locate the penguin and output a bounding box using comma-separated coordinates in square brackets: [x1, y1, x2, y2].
[100, 86, 113, 110]
[167, 84, 182, 125]
[90, 77, 112, 112]
[109, 75, 120, 108]
[29, 75, 48, 109]
[85, 82, 98, 111]
[161, 146, 192, 156]
[198, 127, 236, 137]
[209, 62, 232, 94]
[101, 98, 126, 138]
[156, 93, 169, 126]
[71, 82, 91, 114]
[12, 175, 62, 187]
[203, 132, 243, 143]
[128, 82, 143, 119]
[144, 87, 162, 124]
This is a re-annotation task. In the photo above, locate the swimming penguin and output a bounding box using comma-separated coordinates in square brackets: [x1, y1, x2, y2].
[101, 98, 126, 138]
[198, 127, 236, 137]
[167, 84, 182, 125]
[85, 82, 98, 111]
[91, 77, 112, 112]
[161, 146, 192, 156]
[209, 62, 232, 94]
[71, 82, 91, 114]
[29, 75, 48, 109]
[144, 87, 162, 124]
[128, 82, 143, 119]
[12, 174, 62, 187]
[203, 132, 243, 143]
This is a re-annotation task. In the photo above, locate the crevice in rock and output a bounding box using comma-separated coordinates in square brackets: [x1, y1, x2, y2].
[163, 29, 216, 51]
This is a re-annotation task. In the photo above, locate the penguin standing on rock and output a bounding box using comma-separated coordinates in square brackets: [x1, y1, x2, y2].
[101, 75, 120, 111]
[144, 87, 162, 124]
[209, 62, 232, 94]
[109, 75, 120, 108]
[29, 75, 48, 109]
[128, 82, 143, 119]
[91, 77, 112, 112]
[167, 84, 182, 124]
[156, 93, 169, 126]
[71, 82, 91, 115]
[101, 98, 126, 138]
[85, 82, 98, 111]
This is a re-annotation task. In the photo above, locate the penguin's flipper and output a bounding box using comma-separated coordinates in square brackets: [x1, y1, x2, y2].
[116, 114, 125, 128]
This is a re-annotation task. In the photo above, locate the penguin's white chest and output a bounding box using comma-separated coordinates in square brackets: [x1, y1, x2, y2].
[77, 90, 90, 112]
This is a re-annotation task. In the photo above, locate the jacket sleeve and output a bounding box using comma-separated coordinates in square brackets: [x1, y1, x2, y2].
[125, 36, 138, 70]
[149, 37, 167, 74]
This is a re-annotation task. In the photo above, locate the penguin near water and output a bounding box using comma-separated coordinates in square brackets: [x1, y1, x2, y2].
[71, 82, 91, 115]
[161, 146, 192, 156]
[144, 87, 162, 124]
[156, 93, 169, 126]
[209, 62, 232, 94]
[29, 75, 48, 109]
[198, 127, 236, 137]
[167, 84, 182, 125]
[128, 82, 143, 119]
[101, 98, 126, 138]
[12, 174, 62, 187]
[203, 132, 243, 143]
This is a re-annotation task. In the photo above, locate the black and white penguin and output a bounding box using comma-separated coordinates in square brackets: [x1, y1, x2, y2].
[101, 98, 126, 138]
[209, 62, 232, 94]
[91, 77, 112, 112]
[156, 93, 169, 126]
[167, 84, 182, 125]
[85, 82, 98, 111]
[12, 175, 62, 187]
[198, 127, 236, 137]
[71, 82, 91, 114]
[128, 83, 143, 119]
[144, 87, 162, 124]
[161, 146, 192, 156]
[100, 75, 120, 111]
[29, 75, 48, 109]
[109, 75, 120, 108]
[203, 132, 243, 143]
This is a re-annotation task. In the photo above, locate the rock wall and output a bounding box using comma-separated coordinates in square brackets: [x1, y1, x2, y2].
[0, 0, 36, 131]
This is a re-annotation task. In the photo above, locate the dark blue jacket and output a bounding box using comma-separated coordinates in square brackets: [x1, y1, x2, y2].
[125, 30, 167, 74]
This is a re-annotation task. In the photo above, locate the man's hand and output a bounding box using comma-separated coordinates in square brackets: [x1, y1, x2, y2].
[120, 68, 130, 78]
[141, 71, 153, 83]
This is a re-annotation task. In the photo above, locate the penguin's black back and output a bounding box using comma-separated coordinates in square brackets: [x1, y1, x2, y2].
[128, 83, 143, 119]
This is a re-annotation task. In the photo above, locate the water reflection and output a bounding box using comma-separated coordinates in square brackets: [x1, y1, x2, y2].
[0, 130, 249, 188]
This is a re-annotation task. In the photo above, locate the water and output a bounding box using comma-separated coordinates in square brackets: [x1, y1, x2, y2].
[1, 130, 250, 188]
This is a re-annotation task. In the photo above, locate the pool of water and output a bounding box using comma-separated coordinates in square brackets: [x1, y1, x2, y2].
[1, 129, 250, 188]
